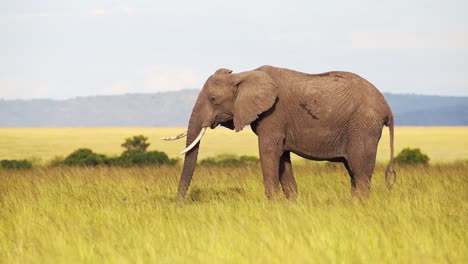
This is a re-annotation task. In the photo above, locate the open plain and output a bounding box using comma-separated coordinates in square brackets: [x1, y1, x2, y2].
[0, 127, 467, 163]
[0, 127, 467, 263]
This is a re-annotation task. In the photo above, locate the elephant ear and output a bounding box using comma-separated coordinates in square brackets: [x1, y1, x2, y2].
[232, 71, 278, 132]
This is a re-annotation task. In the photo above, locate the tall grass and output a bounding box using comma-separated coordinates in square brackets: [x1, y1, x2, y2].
[1, 162, 466, 263]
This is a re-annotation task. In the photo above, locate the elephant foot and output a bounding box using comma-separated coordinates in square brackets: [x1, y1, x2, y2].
[351, 183, 371, 200]
[282, 188, 298, 201]
[264, 188, 282, 200]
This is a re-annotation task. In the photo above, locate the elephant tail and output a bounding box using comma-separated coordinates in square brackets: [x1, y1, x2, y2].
[384, 115, 396, 189]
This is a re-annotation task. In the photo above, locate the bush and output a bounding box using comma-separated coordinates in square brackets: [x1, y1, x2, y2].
[395, 147, 430, 165]
[62, 148, 109, 166]
[0, 159, 32, 169]
[200, 154, 259, 167]
[113, 150, 177, 166]
[239, 155, 260, 165]
[199, 158, 218, 166]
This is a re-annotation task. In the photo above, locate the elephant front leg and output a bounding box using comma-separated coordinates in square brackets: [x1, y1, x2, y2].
[258, 137, 283, 199]
[279, 152, 298, 200]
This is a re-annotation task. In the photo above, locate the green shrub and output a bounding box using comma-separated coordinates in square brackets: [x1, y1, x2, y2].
[239, 155, 260, 165]
[62, 148, 109, 166]
[216, 154, 242, 166]
[200, 154, 259, 167]
[114, 150, 176, 166]
[395, 147, 430, 165]
[199, 158, 218, 166]
[0, 159, 32, 169]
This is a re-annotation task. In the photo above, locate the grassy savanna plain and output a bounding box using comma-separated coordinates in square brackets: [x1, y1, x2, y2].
[0, 127, 467, 263]
[0, 127, 467, 163]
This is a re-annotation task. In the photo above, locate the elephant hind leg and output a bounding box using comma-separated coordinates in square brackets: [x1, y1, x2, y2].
[343, 139, 379, 197]
[279, 152, 298, 200]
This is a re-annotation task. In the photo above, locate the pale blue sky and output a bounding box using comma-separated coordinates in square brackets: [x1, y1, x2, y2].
[1, 0, 467, 99]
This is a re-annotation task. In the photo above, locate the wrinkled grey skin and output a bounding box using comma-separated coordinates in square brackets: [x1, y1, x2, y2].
[177, 65, 395, 202]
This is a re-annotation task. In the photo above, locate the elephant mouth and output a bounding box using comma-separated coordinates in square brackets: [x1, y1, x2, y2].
[212, 118, 235, 129]
[211, 121, 219, 129]
[219, 120, 235, 130]
[211, 113, 232, 129]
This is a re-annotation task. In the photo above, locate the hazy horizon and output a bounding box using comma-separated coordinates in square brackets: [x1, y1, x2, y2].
[1, 89, 468, 102]
[2, 0, 467, 99]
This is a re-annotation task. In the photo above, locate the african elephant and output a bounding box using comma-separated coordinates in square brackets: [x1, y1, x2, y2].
[163, 65, 396, 202]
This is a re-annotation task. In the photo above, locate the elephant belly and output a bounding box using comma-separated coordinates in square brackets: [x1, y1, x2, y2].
[285, 125, 347, 161]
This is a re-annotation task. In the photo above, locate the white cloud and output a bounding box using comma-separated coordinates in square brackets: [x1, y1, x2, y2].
[89, 4, 134, 16]
[0, 76, 18, 99]
[108, 80, 132, 94]
[269, 31, 344, 48]
[0, 75, 62, 99]
[143, 66, 204, 92]
[5, 12, 71, 22]
[351, 29, 468, 50]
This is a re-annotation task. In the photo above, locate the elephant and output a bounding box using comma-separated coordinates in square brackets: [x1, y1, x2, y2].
[162, 65, 396, 202]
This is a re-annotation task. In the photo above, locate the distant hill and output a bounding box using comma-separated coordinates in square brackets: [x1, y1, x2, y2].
[0, 90, 467, 127]
[0, 90, 199, 127]
[383, 94, 468, 126]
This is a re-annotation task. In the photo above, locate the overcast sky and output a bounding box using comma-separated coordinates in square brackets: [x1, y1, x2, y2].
[1, 0, 467, 99]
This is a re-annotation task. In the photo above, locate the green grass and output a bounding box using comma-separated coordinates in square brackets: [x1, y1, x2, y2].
[0, 127, 467, 164]
[1, 163, 467, 263]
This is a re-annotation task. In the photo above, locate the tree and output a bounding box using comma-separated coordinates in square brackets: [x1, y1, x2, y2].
[121, 135, 150, 153]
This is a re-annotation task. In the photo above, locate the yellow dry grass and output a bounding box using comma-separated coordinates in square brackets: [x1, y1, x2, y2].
[0, 127, 466, 164]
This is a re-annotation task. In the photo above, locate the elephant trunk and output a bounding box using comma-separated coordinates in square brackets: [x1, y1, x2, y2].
[176, 98, 207, 202]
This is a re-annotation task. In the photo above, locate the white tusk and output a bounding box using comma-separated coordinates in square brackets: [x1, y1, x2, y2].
[180, 127, 207, 155]
[160, 131, 187, 141]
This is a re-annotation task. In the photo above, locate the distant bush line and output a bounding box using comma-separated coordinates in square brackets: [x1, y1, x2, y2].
[0, 140, 439, 170]
[0, 135, 178, 169]
[0, 159, 32, 169]
[52, 148, 177, 167]
[53, 135, 178, 167]
[200, 154, 259, 167]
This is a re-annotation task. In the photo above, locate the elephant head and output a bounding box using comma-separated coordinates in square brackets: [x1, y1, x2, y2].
[166, 68, 278, 202]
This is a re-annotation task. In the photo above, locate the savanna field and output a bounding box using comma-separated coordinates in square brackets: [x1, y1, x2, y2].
[0, 127, 467, 263]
